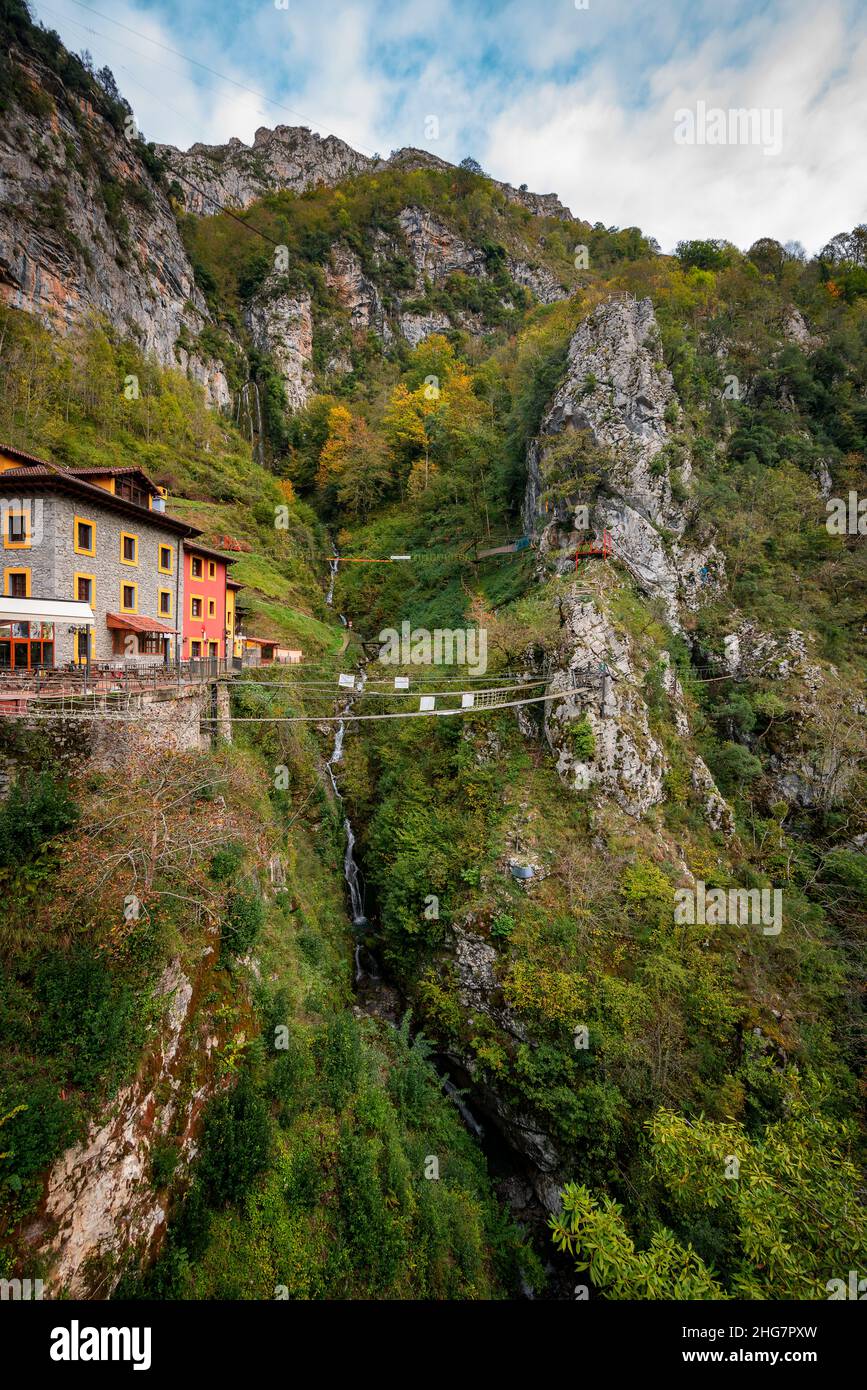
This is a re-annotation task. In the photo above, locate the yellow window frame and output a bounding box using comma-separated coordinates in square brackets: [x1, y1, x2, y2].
[158, 544, 173, 574]
[158, 587, 172, 618]
[4, 507, 31, 550]
[4, 566, 31, 596]
[120, 580, 138, 613]
[207, 598, 216, 618]
[119, 531, 139, 567]
[73, 572, 96, 605]
[74, 515, 96, 557]
[208, 560, 216, 580]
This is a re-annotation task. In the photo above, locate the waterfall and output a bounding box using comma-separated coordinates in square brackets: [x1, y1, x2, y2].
[325, 550, 339, 608]
[236, 381, 265, 467]
[325, 672, 370, 977]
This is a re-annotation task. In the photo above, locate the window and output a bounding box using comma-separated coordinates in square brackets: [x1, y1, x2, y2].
[208, 561, 216, 580]
[209, 641, 218, 657]
[115, 479, 150, 508]
[120, 532, 138, 566]
[4, 509, 30, 549]
[74, 573, 95, 604]
[158, 545, 173, 574]
[190, 595, 203, 620]
[121, 582, 138, 613]
[191, 556, 203, 579]
[207, 598, 216, 618]
[138, 632, 163, 656]
[74, 519, 95, 556]
[74, 517, 96, 556]
[158, 589, 172, 617]
[4, 568, 31, 597]
[190, 640, 201, 658]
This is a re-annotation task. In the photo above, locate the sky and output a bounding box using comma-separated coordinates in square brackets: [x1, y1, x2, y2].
[30, 0, 867, 254]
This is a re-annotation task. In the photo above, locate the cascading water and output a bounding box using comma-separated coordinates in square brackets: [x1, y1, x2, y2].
[325, 553, 339, 608]
[319, 640, 560, 1295]
[325, 665, 375, 985]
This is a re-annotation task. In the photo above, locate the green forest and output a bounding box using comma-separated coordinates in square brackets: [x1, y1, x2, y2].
[0, 0, 864, 1305]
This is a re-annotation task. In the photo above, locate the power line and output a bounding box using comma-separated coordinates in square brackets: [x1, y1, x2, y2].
[34, 1, 284, 248]
[47, 0, 382, 161]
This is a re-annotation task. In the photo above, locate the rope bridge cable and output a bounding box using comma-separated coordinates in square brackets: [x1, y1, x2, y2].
[11, 682, 599, 724]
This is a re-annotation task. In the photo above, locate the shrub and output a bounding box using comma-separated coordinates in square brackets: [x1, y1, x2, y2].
[35, 947, 145, 1096]
[208, 840, 245, 882]
[219, 889, 265, 963]
[0, 771, 78, 868]
[320, 1014, 364, 1110]
[567, 716, 596, 760]
[150, 1138, 180, 1189]
[196, 1073, 269, 1205]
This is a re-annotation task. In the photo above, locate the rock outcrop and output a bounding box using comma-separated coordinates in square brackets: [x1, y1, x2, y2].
[244, 276, 314, 410]
[158, 128, 574, 221]
[325, 242, 391, 340]
[544, 592, 668, 819]
[523, 295, 729, 625]
[24, 956, 227, 1297]
[157, 126, 374, 216]
[0, 53, 230, 408]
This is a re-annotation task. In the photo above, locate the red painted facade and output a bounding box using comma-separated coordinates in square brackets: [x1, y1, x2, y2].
[182, 544, 228, 659]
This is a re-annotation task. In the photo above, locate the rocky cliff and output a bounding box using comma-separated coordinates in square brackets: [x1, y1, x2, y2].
[157, 125, 573, 221]
[0, 45, 231, 408]
[524, 295, 723, 623]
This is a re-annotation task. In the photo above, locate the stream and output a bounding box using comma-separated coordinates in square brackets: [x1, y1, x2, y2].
[322, 573, 570, 1297]
[323, 697, 573, 1298]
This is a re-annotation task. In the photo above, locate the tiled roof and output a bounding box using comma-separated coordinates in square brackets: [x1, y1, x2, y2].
[105, 613, 177, 634]
[0, 462, 198, 537]
[184, 539, 237, 564]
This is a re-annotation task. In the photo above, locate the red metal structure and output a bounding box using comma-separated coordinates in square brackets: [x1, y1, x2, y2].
[574, 529, 613, 568]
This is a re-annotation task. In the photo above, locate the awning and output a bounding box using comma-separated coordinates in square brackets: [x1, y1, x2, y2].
[0, 597, 94, 625]
[106, 613, 176, 634]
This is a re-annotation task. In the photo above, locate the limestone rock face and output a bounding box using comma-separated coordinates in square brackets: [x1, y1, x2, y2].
[398, 206, 488, 288]
[507, 258, 568, 304]
[536, 296, 688, 528]
[325, 242, 390, 340]
[0, 56, 230, 407]
[522, 295, 731, 624]
[30, 958, 222, 1297]
[398, 310, 453, 348]
[541, 588, 736, 829]
[159, 130, 573, 221]
[782, 305, 821, 351]
[545, 593, 668, 819]
[244, 276, 314, 410]
[157, 125, 375, 214]
[451, 922, 526, 1041]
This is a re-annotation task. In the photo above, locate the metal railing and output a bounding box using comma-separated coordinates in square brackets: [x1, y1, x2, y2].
[0, 656, 232, 696]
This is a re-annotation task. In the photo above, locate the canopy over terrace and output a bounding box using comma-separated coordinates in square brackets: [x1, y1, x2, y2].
[0, 596, 94, 625]
[106, 612, 177, 659]
[0, 595, 93, 671]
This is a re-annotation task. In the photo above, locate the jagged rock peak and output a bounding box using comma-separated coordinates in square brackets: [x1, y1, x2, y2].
[158, 125, 573, 219]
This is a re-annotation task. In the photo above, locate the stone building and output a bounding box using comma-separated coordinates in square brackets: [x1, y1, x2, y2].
[0, 445, 199, 668]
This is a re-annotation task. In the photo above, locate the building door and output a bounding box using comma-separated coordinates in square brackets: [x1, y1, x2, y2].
[76, 630, 91, 665]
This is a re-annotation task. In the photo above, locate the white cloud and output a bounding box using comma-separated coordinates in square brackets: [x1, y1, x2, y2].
[482, 1, 867, 252]
[31, 0, 867, 252]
